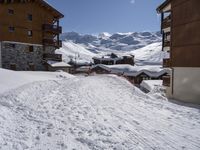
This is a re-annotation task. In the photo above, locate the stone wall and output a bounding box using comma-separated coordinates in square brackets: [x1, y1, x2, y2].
[1, 42, 56, 71]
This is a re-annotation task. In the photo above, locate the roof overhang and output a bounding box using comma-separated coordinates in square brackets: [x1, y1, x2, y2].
[35, 0, 64, 19]
[157, 0, 171, 13]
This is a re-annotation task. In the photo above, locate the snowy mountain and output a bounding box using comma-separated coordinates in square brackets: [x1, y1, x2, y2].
[57, 31, 166, 66]
[61, 31, 162, 51]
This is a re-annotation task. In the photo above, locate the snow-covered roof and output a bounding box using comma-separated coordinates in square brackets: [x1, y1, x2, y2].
[92, 64, 171, 78]
[92, 56, 122, 61]
[47, 61, 71, 67]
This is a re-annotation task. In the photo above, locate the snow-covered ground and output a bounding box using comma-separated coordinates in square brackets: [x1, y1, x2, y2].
[0, 69, 200, 149]
[0, 69, 74, 94]
[140, 80, 163, 92]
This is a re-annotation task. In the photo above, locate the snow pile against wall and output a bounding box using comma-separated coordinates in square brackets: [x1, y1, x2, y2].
[0, 68, 74, 94]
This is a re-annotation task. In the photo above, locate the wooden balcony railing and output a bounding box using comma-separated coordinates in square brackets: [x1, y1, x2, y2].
[43, 38, 62, 48]
[163, 76, 170, 87]
[43, 24, 62, 34]
[162, 15, 171, 29]
[163, 58, 171, 68]
[163, 40, 170, 47]
[43, 53, 62, 61]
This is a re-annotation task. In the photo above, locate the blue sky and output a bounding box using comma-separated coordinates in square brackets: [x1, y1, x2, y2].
[47, 0, 164, 34]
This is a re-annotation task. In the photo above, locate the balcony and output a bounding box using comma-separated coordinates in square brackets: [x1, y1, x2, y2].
[163, 58, 171, 68]
[163, 40, 170, 47]
[163, 75, 170, 87]
[43, 53, 62, 61]
[43, 24, 62, 34]
[43, 38, 62, 48]
[162, 15, 171, 29]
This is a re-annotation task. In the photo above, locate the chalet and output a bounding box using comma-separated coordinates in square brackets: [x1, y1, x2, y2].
[0, 0, 67, 71]
[90, 64, 169, 85]
[90, 65, 111, 74]
[157, 0, 200, 104]
[93, 53, 134, 66]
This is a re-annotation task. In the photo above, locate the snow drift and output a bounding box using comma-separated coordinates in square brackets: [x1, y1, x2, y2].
[0, 70, 200, 149]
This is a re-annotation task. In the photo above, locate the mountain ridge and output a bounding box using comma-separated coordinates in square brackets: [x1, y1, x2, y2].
[60, 31, 162, 51]
[57, 31, 167, 66]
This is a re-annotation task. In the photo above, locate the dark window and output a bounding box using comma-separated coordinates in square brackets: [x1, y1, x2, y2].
[28, 30, 32, 37]
[10, 63, 16, 70]
[10, 43, 15, 48]
[9, 26, 15, 32]
[29, 46, 33, 52]
[8, 9, 14, 14]
[28, 14, 32, 21]
[29, 63, 35, 71]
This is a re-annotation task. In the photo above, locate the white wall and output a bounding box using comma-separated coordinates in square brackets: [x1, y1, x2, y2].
[165, 70, 173, 98]
[0, 42, 2, 68]
[172, 67, 200, 104]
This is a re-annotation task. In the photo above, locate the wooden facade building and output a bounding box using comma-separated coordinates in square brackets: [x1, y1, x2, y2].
[157, 0, 200, 104]
[93, 53, 135, 66]
[0, 0, 66, 71]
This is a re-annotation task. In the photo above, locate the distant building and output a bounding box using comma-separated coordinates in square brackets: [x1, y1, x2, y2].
[0, 0, 67, 71]
[157, 0, 200, 104]
[93, 53, 135, 66]
[90, 64, 169, 85]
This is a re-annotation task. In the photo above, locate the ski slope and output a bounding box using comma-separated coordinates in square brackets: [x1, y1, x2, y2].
[56, 41, 167, 66]
[128, 42, 169, 65]
[0, 70, 200, 150]
[56, 41, 96, 64]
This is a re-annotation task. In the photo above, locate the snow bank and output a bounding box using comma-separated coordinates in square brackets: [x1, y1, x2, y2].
[0, 74, 200, 149]
[141, 80, 163, 92]
[0, 68, 74, 94]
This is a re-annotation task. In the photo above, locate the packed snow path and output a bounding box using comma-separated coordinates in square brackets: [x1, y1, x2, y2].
[0, 75, 200, 150]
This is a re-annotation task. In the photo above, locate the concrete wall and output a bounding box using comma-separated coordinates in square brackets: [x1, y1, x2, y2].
[172, 67, 200, 104]
[165, 70, 173, 98]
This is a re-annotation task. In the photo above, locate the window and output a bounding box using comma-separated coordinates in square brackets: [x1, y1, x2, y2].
[27, 30, 32, 37]
[27, 14, 32, 21]
[29, 63, 35, 71]
[10, 63, 16, 70]
[7, 0, 12, 3]
[8, 9, 14, 15]
[8, 26, 15, 32]
[29, 46, 33, 52]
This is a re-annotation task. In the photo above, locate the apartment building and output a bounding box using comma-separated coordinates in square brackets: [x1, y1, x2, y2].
[157, 0, 200, 104]
[0, 0, 65, 71]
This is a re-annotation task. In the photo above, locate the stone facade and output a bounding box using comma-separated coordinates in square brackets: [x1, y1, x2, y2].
[1, 41, 55, 71]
